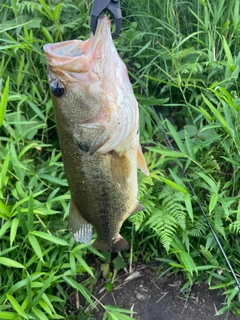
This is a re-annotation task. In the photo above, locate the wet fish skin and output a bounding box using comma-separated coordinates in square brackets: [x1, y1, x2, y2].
[43, 15, 149, 251]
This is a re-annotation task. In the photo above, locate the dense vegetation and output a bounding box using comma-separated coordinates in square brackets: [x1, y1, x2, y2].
[0, 0, 240, 319]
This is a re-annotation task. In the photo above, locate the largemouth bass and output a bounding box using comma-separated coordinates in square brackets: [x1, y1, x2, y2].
[43, 15, 149, 252]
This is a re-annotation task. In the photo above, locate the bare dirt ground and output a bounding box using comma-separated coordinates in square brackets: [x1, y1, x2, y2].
[92, 265, 239, 320]
[66, 262, 239, 320]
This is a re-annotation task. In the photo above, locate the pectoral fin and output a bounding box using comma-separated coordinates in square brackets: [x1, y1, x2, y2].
[69, 200, 92, 244]
[111, 151, 131, 189]
[137, 144, 149, 176]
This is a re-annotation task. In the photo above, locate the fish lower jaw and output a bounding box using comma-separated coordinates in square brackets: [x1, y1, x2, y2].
[93, 235, 129, 252]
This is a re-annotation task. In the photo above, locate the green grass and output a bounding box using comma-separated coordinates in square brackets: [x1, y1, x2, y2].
[0, 0, 240, 318]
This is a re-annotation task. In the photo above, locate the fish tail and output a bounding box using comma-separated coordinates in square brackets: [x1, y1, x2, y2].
[112, 235, 129, 252]
[93, 235, 129, 252]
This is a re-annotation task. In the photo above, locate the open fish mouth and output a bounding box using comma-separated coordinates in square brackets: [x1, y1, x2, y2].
[43, 15, 112, 73]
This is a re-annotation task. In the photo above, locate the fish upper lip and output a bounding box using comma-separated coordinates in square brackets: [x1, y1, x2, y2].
[43, 16, 113, 75]
[43, 15, 111, 59]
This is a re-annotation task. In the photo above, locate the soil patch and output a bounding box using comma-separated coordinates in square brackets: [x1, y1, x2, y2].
[66, 262, 239, 320]
[92, 265, 238, 320]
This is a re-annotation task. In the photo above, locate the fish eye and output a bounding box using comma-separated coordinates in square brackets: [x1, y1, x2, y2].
[50, 81, 65, 97]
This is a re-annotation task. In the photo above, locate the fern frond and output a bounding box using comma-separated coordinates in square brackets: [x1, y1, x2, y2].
[130, 210, 146, 231]
[186, 216, 207, 237]
[171, 204, 187, 230]
[131, 196, 156, 231]
[143, 186, 188, 251]
[229, 221, 240, 235]
[134, 160, 164, 228]
[146, 208, 178, 251]
[18, 1, 37, 14]
[158, 187, 187, 230]
[177, 63, 204, 75]
[212, 205, 226, 239]
[173, 47, 204, 60]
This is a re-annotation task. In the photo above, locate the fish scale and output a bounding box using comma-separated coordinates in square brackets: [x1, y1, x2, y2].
[44, 15, 149, 251]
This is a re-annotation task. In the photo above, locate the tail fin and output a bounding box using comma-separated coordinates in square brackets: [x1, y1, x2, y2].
[112, 235, 129, 252]
[93, 234, 129, 252]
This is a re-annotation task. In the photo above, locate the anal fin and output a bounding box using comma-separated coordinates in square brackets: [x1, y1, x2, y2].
[69, 200, 92, 244]
[131, 202, 145, 215]
[137, 144, 149, 176]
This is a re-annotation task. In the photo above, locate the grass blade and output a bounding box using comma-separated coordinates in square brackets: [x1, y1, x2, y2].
[31, 231, 68, 246]
[0, 77, 9, 126]
[62, 276, 95, 308]
[161, 177, 188, 193]
[166, 120, 188, 154]
[0, 312, 18, 320]
[6, 295, 28, 319]
[202, 95, 233, 137]
[10, 218, 19, 247]
[184, 193, 193, 222]
[73, 251, 94, 277]
[146, 147, 187, 158]
[0, 257, 25, 269]
[28, 234, 44, 262]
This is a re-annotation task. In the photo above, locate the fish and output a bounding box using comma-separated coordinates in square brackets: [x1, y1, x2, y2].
[43, 15, 149, 252]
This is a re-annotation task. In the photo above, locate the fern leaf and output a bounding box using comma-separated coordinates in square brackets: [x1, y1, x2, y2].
[229, 221, 240, 235]
[147, 209, 178, 251]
